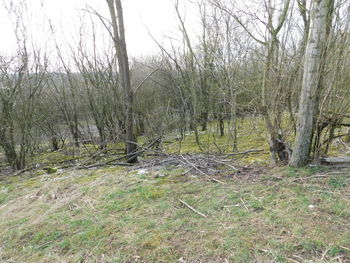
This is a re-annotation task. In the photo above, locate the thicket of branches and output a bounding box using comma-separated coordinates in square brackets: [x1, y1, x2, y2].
[0, 0, 349, 170]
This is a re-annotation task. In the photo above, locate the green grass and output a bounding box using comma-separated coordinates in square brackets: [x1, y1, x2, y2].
[1, 117, 350, 262]
[0, 164, 350, 262]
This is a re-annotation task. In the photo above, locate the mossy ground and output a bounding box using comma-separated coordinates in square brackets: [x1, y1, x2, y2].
[1, 118, 350, 262]
[165, 117, 271, 165]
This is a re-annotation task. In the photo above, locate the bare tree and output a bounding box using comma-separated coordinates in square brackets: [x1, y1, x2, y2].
[106, 0, 137, 162]
[0, 0, 48, 169]
[211, 0, 292, 162]
[290, 0, 334, 166]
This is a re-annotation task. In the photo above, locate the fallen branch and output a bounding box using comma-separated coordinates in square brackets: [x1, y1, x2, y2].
[339, 245, 350, 251]
[227, 149, 265, 156]
[75, 138, 162, 169]
[125, 138, 165, 156]
[240, 197, 249, 212]
[320, 157, 350, 165]
[286, 258, 301, 263]
[10, 166, 36, 176]
[291, 171, 350, 182]
[178, 199, 207, 218]
[213, 159, 238, 171]
[180, 155, 224, 184]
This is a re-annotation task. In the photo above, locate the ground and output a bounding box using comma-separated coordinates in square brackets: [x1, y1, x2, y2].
[1, 120, 350, 262]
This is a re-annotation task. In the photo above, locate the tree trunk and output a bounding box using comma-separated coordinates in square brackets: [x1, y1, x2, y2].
[107, 0, 137, 163]
[201, 111, 208, 131]
[290, 0, 334, 167]
[51, 136, 59, 151]
[219, 113, 224, 137]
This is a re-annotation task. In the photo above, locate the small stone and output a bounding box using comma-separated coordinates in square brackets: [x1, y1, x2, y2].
[137, 169, 147, 175]
[155, 173, 166, 178]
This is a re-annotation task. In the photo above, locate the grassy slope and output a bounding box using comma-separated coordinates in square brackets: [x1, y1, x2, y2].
[1, 119, 350, 263]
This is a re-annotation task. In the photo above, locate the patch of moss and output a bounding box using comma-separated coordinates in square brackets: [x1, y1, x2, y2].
[100, 166, 125, 174]
[135, 185, 164, 200]
[33, 151, 75, 165]
[0, 192, 7, 204]
[142, 234, 162, 249]
[45, 167, 58, 174]
[22, 178, 42, 189]
[74, 171, 99, 184]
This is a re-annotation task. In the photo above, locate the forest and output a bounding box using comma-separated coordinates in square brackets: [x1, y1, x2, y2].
[0, 0, 350, 262]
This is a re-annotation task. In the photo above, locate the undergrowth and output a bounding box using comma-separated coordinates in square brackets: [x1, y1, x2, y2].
[0, 118, 350, 262]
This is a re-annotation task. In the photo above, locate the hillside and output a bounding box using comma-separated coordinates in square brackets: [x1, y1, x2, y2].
[1, 151, 350, 262]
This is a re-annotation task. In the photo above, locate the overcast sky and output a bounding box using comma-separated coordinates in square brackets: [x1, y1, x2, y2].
[0, 0, 199, 58]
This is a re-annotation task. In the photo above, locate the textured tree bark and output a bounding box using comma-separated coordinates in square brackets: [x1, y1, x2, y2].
[107, 0, 137, 163]
[290, 0, 334, 167]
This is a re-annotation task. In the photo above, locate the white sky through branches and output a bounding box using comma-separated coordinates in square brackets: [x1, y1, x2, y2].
[0, 0, 199, 58]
